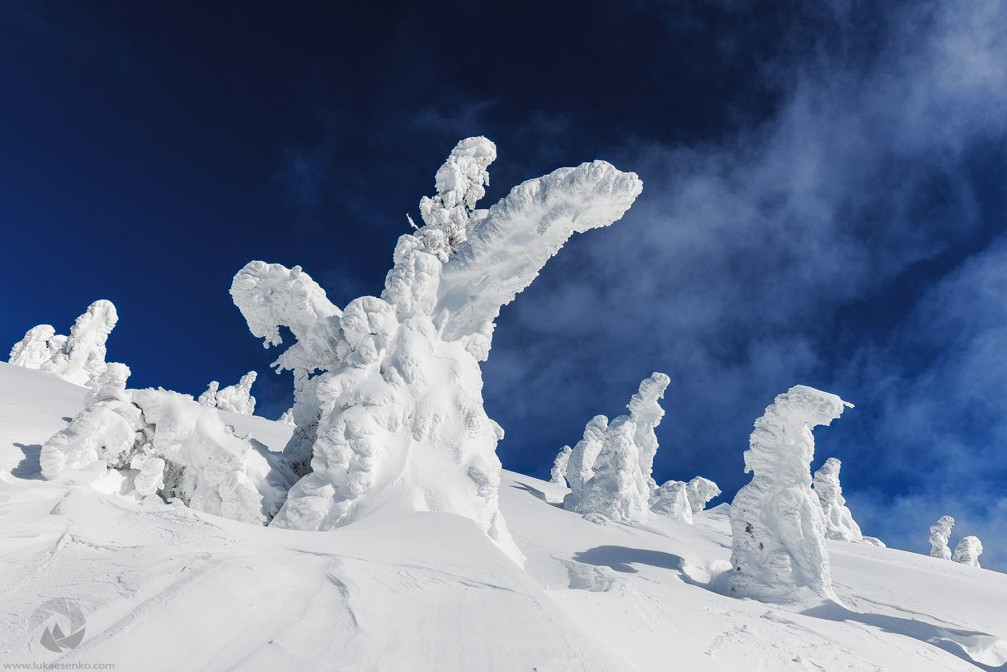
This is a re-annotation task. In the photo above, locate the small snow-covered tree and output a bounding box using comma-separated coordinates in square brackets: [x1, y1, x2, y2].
[41, 365, 293, 524]
[550, 445, 572, 487]
[199, 371, 258, 415]
[8, 300, 118, 388]
[563, 373, 671, 523]
[952, 535, 983, 568]
[278, 408, 295, 426]
[686, 476, 721, 514]
[730, 385, 853, 602]
[230, 137, 642, 561]
[813, 457, 864, 542]
[929, 515, 955, 560]
[651, 480, 693, 523]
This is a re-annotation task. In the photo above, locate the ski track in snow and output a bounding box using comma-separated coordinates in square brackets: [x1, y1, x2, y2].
[1, 363, 1006, 671]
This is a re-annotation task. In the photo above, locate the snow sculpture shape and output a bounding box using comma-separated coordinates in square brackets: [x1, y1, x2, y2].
[952, 536, 983, 568]
[41, 365, 293, 524]
[550, 445, 572, 487]
[812, 457, 864, 542]
[730, 385, 853, 602]
[199, 371, 258, 415]
[686, 476, 721, 514]
[651, 480, 693, 523]
[929, 515, 955, 560]
[8, 300, 117, 387]
[563, 373, 671, 523]
[230, 137, 642, 562]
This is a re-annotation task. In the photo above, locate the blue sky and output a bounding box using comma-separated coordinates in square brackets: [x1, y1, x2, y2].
[2, 1, 1005, 568]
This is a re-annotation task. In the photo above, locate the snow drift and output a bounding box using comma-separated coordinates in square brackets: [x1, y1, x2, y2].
[730, 385, 853, 602]
[230, 137, 642, 561]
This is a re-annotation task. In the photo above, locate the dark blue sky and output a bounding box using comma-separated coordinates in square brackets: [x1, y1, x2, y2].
[2, 1, 1006, 567]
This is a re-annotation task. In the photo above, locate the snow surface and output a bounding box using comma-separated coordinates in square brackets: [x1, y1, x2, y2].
[2, 364, 1006, 672]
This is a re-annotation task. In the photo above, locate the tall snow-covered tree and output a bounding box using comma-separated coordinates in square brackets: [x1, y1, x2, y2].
[812, 457, 864, 542]
[929, 515, 955, 560]
[730, 385, 853, 602]
[563, 373, 671, 523]
[231, 137, 642, 562]
[952, 536, 983, 568]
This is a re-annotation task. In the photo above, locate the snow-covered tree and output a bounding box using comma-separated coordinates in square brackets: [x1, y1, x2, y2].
[563, 373, 671, 523]
[278, 408, 295, 426]
[40, 364, 293, 524]
[230, 137, 642, 561]
[812, 457, 864, 542]
[730, 385, 853, 602]
[550, 445, 572, 487]
[686, 476, 721, 514]
[929, 515, 955, 560]
[651, 480, 693, 523]
[8, 300, 118, 388]
[199, 371, 257, 415]
[952, 535, 983, 568]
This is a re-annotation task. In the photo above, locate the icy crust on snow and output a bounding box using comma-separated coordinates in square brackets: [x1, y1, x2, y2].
[563, 373, 670, 523]
[730, 385, 853, 602]
[230, 137, 642, 561]
[8, 300, 117, 387]
[40, 365, 293, 524]
[930, 515, 955, 560]
[813, 457, 864, 542]
[953, 536, 983, 568]
[199, 371, 258, 415]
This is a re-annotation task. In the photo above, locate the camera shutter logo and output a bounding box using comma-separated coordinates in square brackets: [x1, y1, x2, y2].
[29, 598, 87, 653]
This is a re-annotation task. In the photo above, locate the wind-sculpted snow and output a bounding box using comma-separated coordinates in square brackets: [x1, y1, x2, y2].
[199, 371, 258, 415]
[686, 476, 721, 514]
[651, 480, 693, 522]
[813, 457, 864, 542]
[953, 536, 983, 568]
[929, 515, 955, 561]
[730, 385, 853, 602]
[550, 445, 572, 487]
[8, 300, 118, 388]
[231, 137, 642, 562]
[40, 365, 293, 524]
[563, 373, 670, 523]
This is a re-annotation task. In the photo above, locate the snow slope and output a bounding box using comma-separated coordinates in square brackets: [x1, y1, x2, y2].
[1, 363, 1005, 671]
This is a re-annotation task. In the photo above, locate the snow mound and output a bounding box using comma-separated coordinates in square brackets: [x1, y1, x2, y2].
[563, 373, 670, 523]
[8, 300, 118, 388]
[230, 137, 642, 562]
[730, 385, 853, 602]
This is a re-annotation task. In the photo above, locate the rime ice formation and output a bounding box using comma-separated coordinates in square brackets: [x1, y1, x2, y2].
[230, 137, 642, 561]
[952, 536, 983, 568]
[40, 365, 293, 524]
[812, 457, 864, 542]
[550, 446, 572, 487]
[563, 373, 671, 523]
[929, 515, 955, 560]
[278, 408, 295, 426]
[686, 476, 721, 514]
[8, 300, 118, 387]
[651, 480, 693, 523]
[199, 371, 258, 415]
[730, 385, 853, 602]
